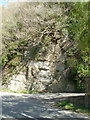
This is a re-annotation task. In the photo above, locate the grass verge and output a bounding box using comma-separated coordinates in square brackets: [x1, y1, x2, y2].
[55, 101, 90, 115]
[0, 88, 39, 94]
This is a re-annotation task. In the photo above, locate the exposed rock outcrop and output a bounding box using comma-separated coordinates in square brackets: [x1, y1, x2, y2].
[7, 39, 75, 92]
[2, 3, 76, 92]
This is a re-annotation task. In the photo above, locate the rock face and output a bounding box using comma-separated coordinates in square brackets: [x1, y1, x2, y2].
[27, 60, 51, 91]
[7, 41, 75, 92]
[29, 43, 66, 92]
[8, 72, 27, 91]
[4, 3, 76, 92]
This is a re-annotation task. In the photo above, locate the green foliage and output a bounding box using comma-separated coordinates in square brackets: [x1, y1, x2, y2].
[56, 101, 69, 107]
[56, 101, 75, 110]
[0, 88, 39, 94]
[56, 101, 90, 115]
[13, 90, 39, 94]
[8, 57, 21, 67]
[64, 103, 75, 110]
[67, 3, 88, 49]
[41, 36, 52, 46]
[77, 64, 89, 78]
[2, 54, 8, 67]
[66, 2, 89, 92]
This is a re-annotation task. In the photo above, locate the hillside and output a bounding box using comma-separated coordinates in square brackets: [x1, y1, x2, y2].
[1, 2, 89, 93]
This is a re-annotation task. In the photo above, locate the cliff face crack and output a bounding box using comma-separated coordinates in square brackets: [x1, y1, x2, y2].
[39, 68, 49, 71]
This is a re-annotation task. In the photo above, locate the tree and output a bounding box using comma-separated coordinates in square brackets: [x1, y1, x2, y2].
[66, 2, 90, 92]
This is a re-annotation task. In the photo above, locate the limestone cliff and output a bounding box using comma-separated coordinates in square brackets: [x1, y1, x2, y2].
[2, 3, 75, 92]
[8, 36, 75, 92]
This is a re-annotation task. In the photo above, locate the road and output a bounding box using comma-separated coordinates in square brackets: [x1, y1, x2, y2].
[0, 92, 89, 120]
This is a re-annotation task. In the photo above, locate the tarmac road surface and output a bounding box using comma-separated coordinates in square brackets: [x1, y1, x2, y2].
[0, 92, 89, 120]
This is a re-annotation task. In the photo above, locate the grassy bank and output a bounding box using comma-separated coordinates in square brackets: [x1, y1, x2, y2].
[0, 88, 40, 94]
[56, 101, 90, 115]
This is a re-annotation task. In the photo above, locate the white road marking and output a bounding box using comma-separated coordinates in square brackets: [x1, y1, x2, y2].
[21, 113, 38, 120]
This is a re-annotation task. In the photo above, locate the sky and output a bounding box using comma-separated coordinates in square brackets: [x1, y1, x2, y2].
[0, 0, 89, 6]
[0, 0, 8, 6]
[0, 0, 18, 6]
